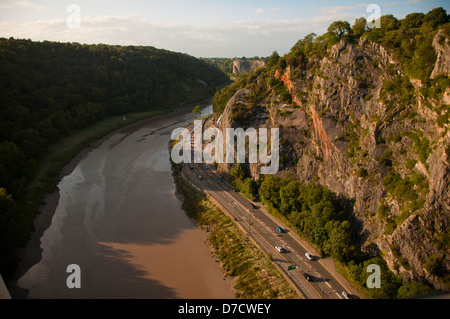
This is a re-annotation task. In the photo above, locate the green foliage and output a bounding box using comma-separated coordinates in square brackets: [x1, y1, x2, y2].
[192, 105, 202, 115]
[327, 20, 353, 44]
[397, 281, 433, 298]
[423, 7, 449, 29]
[424, 254, 446, 276]
[0, 38, 230, 280]
[267, 51, 280, 69]
[381, 76, 415, 107]
[353, 17, 367, 37]
[344, 257, 403, 299]
[0, 38, 228, 199]
[364, 8, 448, 81]
[212, 75, 248, 115]
[356, 167, 368, 178]
[230, 164, 258, 200]
[259, 175, 355, 262]
[383, 168, 428, 215]
[403, 131, 431, 165]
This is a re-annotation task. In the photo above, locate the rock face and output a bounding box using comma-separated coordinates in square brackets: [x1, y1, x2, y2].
[232, 59, 266, 74]
[431, 29, 450, 79]
[213, 34, 450, 291]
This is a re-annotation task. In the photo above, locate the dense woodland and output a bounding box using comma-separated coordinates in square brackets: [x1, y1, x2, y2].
[0, 39, 229, 278]
[0, 39, 229, 197]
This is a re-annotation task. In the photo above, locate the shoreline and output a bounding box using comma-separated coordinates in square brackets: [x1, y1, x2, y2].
[8, 102, 210, 298]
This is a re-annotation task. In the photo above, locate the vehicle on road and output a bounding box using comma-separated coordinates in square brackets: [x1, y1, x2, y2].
[277, 226, 285, 233]
[189, 166, 194, 170]
[232, 188, 237, 192]
[204, 165, 209, 169]
[304, 273, 312, 282]
[342, 291, 351, 299]
[218, 177, 224, 182]
[305, 252, 313, 260]
[275, 246, 285, 253]
[197, 175, 203, 180]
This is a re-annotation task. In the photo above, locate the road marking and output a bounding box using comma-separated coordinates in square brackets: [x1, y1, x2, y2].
[198, 172, 324, 299]
[325, 282, 331, 288]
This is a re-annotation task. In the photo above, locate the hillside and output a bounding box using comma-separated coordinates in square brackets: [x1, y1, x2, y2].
[0, 39, 229, 278]
[0, 39, 229, 196]
[211, 8, 450, 298]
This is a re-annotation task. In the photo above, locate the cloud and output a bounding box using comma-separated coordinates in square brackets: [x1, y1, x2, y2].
[320, 3, 368, 15]
[255, 8, 264, 14]
[0, 0, 45, 10]
[0, 9, 362, 57]
[382, 2, 400, 7]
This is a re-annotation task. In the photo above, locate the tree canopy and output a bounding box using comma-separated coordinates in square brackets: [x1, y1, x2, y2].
[0, 38, 229, 199]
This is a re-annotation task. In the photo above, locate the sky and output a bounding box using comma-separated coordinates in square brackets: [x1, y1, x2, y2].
[0, 0, 449, 58]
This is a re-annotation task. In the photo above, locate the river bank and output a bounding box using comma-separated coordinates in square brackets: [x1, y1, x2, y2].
[170, 159, 299, 299]
[7, 102, 224, 298]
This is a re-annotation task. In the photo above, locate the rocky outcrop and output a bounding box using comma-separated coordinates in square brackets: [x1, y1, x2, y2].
[210, 32, 450, 291]
[232, 59, 266, 74]
[431, 29, 450, 79]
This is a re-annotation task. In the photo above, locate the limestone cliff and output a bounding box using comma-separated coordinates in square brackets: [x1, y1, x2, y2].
[232, 58, 266, 74]
[212, 30, 450, 292]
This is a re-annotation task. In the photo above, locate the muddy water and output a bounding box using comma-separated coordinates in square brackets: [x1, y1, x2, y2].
[17, 106, 234, 299]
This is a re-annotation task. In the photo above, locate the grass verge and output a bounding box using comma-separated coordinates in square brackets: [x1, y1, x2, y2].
[171, 163, 299, 299]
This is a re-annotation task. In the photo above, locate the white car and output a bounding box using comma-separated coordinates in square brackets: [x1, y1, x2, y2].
[342, 291, 350, 299]
[275, 246, 285, 253]
[305, 252, 313, 260]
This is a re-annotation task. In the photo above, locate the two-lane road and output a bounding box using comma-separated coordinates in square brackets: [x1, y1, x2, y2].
[181, 160, 357, 299]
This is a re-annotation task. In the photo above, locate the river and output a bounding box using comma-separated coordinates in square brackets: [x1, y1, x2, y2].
[16, 105, 234, 299]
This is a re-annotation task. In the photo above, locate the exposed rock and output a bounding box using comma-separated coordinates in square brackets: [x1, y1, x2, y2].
[232, 59, 266, 74]
[209, 33, 450, 290]
[431, 29, 450, 79]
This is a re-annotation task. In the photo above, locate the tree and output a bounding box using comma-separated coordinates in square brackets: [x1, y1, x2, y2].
[324, 220, 352, 262]
[397, 281, 433, 298]
[277, 57, 287, 71]
[230, 163, 247, 181]
[267, 51, 280, 68]
[423, 7, 448, 29]
[380, 14, 401, 32]
[328, 21, 353, 40]
[402, 12, 425, 29]
[353, 17, 367, 37]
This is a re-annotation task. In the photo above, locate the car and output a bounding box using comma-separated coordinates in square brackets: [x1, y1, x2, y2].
[218, 177, 224, 182]
[303, 273, 312, 282]
[275, 246, 285, 253]
[305, 252, 313, 260]
[342, 291, 351, 299]
[197, 175, 203, 180]
[232, 188, 237, 192]
[277, 226, 285, 233]
[204, 164, 209, 169]
[189, 166, 194, 170]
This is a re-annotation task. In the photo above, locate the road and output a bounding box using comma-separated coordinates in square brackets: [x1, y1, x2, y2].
[181, 159, 357, 300]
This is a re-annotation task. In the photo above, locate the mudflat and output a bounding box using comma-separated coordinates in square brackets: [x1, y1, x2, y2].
[16, 106, 234, 299]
